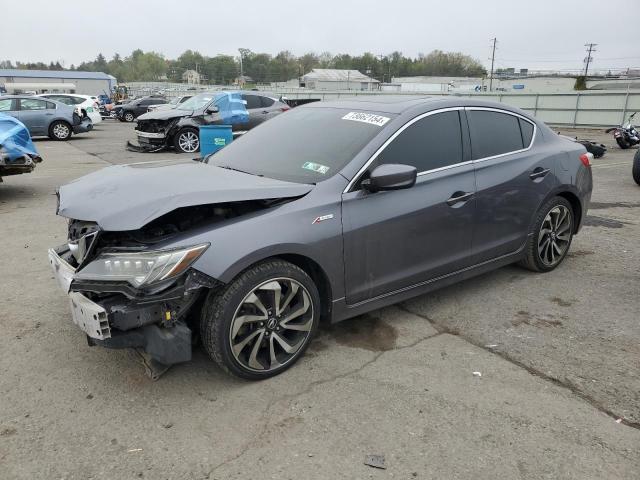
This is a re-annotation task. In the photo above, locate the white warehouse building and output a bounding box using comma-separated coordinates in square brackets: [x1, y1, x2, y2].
[301, 69, 379, 91]
[0, 69, 117, 95]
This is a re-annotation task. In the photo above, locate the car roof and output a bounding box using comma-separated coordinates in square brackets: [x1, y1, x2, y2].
[303, 95, 535, 117]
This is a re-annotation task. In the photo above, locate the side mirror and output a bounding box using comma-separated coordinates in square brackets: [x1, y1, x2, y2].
[206, 105, 219, 114]
[362, 164, 417, 193]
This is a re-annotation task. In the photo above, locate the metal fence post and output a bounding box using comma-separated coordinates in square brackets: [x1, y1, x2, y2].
[534, 94, 539, 118]
[572, 93, 581, 127]
[621, 91, 630, 124]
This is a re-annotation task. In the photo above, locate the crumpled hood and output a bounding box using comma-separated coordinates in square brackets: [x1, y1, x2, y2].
[57, 159, 313, 231]
[137, 108, 192, 122]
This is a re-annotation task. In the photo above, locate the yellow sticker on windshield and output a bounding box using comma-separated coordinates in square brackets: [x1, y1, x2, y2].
[342, 112, 390, 127]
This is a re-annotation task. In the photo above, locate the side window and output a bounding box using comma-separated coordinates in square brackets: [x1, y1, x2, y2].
[46, 102, 57, 110]
[260, 96, 275, 108]
[138, 99, 150, 106]
[519, 118, 534, 147]
[0, 99, 14, 111]
[375, 111, 464, 173]
[242, 95, 262, 109]
[19, 98, 48, 111]
[151, 99, 165, 105]
[179, 96, 191, 103]
[468, 110, 524, 159]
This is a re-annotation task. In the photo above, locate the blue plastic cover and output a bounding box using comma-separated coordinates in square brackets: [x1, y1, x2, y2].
[214, 91, 249, 125]
[0, 113, 39, 160]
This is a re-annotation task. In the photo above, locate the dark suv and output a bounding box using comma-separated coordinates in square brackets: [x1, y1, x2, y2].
[49, 96, 592, 380]
[114, 96, 167, 122]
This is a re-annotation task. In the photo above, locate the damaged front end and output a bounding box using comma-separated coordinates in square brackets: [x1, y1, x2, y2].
[127, 117, 180, 153]
[49, 216, 220, 379]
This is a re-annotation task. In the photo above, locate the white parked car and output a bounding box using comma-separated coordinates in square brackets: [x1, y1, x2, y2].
[38, 94, 102, 125]
[147, 95, 193, 112]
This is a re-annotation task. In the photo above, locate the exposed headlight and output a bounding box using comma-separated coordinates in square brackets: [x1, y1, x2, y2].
[74, 244, 209, 287]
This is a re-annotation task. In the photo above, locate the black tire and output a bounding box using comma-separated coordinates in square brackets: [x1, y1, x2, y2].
[200, 260, 320, 380]
[48, 120, 72, 141]
[519, 196, 574, 272]
[173, 127, 200, 153]
[616, 137, 631, 149]
[633, 150, 640, 186]
[123, 111, 135, 122]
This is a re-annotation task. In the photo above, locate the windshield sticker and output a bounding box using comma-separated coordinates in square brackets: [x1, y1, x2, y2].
[302, 162, 330, 175]
[342, 111, 390, 127]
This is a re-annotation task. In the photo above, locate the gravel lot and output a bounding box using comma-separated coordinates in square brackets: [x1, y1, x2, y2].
[1, 120, 638, 479]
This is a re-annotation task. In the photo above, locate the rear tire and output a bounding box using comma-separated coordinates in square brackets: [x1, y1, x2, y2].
[519, 196, 574, 272]
[48, 121, 72, 141]
[200, 260, 320, 380]
[633, 150, 640, 186]
[616, 137, 631, 149]
[174, 128, 200, 153]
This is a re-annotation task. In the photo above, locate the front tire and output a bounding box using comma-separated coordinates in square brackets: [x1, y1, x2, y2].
[174, 128, 200, 153]
[124, 112, 135, 122]
[200, 260, 320, 380]
[633, 150, 640, 186]
[519, 196, 574, 272]
[48, 121, 72, 141]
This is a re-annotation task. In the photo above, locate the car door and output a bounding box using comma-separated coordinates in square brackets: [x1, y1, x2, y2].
[341, 109, 476, 305]
[467, 108, 556, 263]
[135, 99, 151, 116]
[17, 98, 54, 136]
[241, 94, 263, 129]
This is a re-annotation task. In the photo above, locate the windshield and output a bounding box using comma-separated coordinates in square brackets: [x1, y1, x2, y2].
[178, 93, 215, 111]
[210, 107, 393, 183]
[168, 97, 181, 105]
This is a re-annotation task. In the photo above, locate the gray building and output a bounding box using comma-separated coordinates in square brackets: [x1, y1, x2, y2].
[301, 69, 379, 91]
[0, 69, 117, 95]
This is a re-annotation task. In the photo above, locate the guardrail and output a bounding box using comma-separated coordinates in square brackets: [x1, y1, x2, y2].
[272, 90, 640, 128]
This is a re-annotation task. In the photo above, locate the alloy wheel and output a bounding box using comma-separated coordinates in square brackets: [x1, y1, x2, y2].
[229, 278, 313, 372]
[124, 112, 134, 122]
[178, 131, 199, 153]
[537, 205, 572, 266]
[53, 123, 70, 139]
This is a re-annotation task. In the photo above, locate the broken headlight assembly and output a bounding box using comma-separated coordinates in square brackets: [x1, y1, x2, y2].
[74, 244, 209, 288]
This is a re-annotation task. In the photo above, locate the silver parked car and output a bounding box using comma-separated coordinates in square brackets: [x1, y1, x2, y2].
[0, 95, 92, 141]
[146, 95, 193, 112]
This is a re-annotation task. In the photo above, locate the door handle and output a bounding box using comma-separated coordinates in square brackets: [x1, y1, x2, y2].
[529, 167, 550, 180]
[261, 110, 269, 114]
[446, 191, 474, 206]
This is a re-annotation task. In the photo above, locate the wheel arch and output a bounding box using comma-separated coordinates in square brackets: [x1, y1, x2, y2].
[213, 249, 334, 324]
[556, 190, 582, 233]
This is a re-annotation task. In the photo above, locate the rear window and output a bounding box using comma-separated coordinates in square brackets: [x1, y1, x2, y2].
[261, 97, 275, 107]
[468, 110, 524, 159]
[242, 95, 262, 109]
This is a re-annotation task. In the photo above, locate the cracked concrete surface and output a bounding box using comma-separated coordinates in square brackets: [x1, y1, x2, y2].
[1, 124, 639, 479]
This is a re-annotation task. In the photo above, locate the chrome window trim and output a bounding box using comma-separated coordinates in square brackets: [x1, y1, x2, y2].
[465, 107, 537, 164]
[344, 105, 538, 193]
[343, 107, 464, 193]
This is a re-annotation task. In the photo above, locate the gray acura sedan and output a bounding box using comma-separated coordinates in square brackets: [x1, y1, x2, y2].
[49, 96, 592, 379]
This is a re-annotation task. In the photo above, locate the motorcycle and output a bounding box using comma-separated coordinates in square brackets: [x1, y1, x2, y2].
[606, 112, 640, 149]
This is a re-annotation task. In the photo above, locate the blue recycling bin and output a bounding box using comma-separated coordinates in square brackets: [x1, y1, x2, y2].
[199, 125, 233, 157]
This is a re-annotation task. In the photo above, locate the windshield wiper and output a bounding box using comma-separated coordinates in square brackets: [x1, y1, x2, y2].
[218, 165, 263, 177]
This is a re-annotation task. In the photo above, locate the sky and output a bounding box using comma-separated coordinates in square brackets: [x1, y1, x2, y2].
[1, 0, 637, 73]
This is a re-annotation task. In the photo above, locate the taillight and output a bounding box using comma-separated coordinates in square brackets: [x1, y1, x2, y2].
[579, 152, 593, 167]
[280, 106, 291, 112]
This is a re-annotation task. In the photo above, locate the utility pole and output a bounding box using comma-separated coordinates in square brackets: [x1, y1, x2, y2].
[489, 37, 497, 92]
[584, 43, 597, 77]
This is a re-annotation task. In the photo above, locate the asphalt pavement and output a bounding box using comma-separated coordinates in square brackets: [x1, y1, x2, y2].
[0, 121, 638, 479]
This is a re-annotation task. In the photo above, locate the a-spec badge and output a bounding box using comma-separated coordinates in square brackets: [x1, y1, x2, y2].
[312, 214, 334, 224]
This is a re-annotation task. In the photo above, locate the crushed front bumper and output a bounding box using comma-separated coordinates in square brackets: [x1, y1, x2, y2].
[72, 118, 93, 134]
[48, 246, 194, 374]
